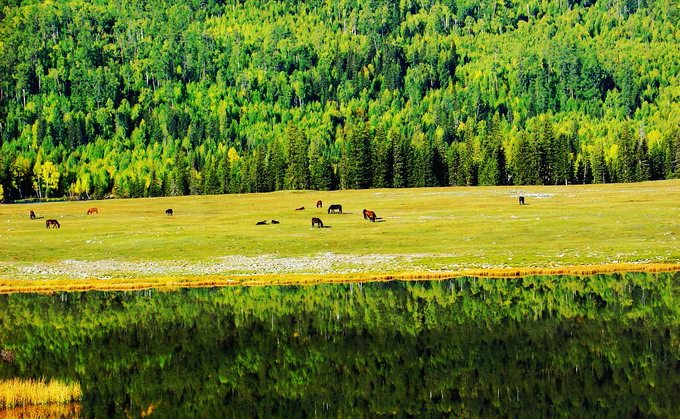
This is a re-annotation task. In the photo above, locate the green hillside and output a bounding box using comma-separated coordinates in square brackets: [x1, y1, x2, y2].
[0, 0, 678, 201]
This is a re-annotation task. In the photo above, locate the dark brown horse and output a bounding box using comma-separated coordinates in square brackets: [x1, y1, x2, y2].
[363, 209, 377, 222]
[296, 206, 305, 211]
[311, 217, 323, 228]
[316, 200, 322, 208]
[519, 196, 525, 205]
[29, 210, 36, 220]
[328, 204, 342, 214]
[166, 209, 173, 216]
[87, 207, 98, 215]
[46, 219, 60, 229]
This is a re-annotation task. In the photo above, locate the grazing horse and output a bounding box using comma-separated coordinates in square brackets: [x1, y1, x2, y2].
[46, 219, 60, 229]
[328, 204, 342, 214]
[256, 220, 267, 225]
[316, 200, 322, 208]
[29, 210, 36, 220]
[363, 209, 377, 222]
[271, 220, 280, 224]
[87, 208, 98, 215]
[311, 217, 323, 228]
[166, 209, 173, 216]
[518, 196, 525, 205]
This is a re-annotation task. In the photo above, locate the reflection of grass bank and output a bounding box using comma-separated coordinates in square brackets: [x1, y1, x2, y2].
[0, 403, 81, 418]
[0, 378, 81, 408]
[1, 263, 679, 294]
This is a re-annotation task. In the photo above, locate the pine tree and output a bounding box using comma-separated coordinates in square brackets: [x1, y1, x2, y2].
[309, 140, 334, 191]
[617, 124, 636, 182]
[343, 109, 371, 189]
[284, 124, 310, 190]
[391, 131, 409, 188]
[371, 127, 392, 188]
[513, 131, 541, 185]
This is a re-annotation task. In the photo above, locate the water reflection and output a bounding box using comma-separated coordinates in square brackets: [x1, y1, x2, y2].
[1, 272, 679, 417]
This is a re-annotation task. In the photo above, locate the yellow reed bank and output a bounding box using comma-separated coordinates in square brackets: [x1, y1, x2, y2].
[0, 378, 82, 408]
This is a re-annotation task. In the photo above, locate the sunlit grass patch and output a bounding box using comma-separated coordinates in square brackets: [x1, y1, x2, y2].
[0, 378, 82, 408]
[0, 180, 678, 285]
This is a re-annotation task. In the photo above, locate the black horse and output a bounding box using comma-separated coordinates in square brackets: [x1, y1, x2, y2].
[166, 209, 173, 216]
[518, 196, 525, 205]
[328, 204, 342, 214]
[256, 220, 267, 225]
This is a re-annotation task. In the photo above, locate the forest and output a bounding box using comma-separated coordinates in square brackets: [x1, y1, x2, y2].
[0, 0, 679, 200]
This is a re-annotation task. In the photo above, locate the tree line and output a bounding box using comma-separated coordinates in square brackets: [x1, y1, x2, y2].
[0, 0, 679, 200]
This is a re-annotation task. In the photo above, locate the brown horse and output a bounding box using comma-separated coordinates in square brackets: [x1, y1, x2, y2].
[316, 200, 322, 208]
[363, 209, 377, 222]
[519, 196, 525, 205]
[87, 208, 98, 215]
[311, 217, 323, 228]
[296, 206, 305, 211]
[29, 210, 36, 220]
[46, 219, 60, 229]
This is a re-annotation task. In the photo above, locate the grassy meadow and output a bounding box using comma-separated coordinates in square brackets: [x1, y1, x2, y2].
[0, 180, 679, 290]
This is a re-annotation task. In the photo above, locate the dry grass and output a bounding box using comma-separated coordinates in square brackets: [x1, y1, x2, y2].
[0, 378, 81, 408]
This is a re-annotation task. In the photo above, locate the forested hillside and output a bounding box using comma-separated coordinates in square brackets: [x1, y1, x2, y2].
[0, 0, 678, 200]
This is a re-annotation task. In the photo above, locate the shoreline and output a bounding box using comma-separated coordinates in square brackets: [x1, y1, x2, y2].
[1, 262, 679, 294]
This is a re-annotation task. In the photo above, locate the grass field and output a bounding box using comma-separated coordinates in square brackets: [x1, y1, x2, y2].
[1, 180, 679, 291]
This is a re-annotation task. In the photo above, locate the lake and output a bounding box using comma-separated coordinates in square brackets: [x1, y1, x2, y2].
[1, 271, 679, 417]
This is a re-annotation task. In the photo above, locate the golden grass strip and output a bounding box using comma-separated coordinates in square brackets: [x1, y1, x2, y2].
[0, 378, 82, 408]
[0, 263, 678, 294]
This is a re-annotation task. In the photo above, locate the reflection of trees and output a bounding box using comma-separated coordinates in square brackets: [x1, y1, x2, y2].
[0, 272, 679, 416]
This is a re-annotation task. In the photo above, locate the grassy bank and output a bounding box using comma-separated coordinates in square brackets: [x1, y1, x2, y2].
[0, 180, 678, 290]
[0, 378, 81, 408]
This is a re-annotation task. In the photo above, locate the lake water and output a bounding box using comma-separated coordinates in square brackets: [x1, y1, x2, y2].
[1, 271, 679, 417]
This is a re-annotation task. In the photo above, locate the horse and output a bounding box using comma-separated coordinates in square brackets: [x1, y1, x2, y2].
[271, 220, 280, 224]
[166, 209, 173, 216]
[46, 219, 60, 229]
[29, 210, 36, 220]
[328, 204, 342, 214]
[296, 206, 305, 211]
[311, 217, 323, 228]
[519, 196, 525, 205]
[316, 200, 322, 208]
[256, 220, 267, 225]
[363, 209, 377, 222]
[87, 208, 98, 215]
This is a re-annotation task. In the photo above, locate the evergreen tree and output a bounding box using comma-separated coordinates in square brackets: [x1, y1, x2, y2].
[371, 127, 393, 189]
[309, 140, 334, 191]
[617, 124, 636, 183]
[284, 125, 310, 190]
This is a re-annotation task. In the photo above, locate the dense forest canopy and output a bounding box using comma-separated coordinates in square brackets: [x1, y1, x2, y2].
[0, 0, 678, 200]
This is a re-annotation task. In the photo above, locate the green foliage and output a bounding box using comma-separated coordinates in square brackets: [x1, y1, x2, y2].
[0, 0, 678, 199]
